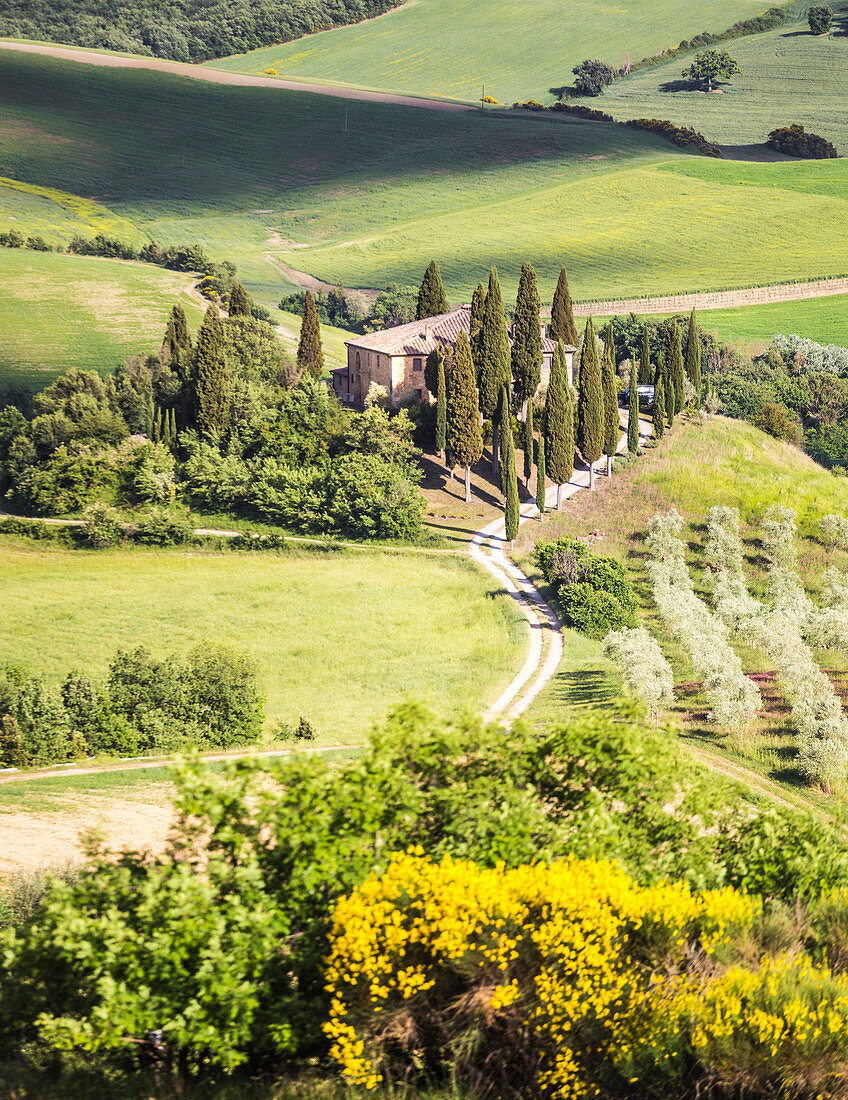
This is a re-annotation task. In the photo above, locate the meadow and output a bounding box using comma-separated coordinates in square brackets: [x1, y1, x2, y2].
[0, 540, 523, 744]
[1, 52, 847, 311]
[604, 3, 848, 151]
[210, 0, 769, 107]
[0, 249, 203, 390]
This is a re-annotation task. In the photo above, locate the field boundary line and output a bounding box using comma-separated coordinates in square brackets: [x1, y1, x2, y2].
[0, 40, 473, 111]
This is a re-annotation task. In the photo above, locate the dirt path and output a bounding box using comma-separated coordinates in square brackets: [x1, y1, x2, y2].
[0, 40, 472, 111]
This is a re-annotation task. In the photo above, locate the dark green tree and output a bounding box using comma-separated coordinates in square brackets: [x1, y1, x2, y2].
[477, 267, 511, 479]
[168, 407, 177, 446]
[523, 401, 534, 483]
[685, 308, 702, 400]
[662, 352, 675, 428]
[500, 387, 520, 544]
[550, 266, 578, 346]
[638, 323, 652, 386]
[436, 355, 447, 460]
[194, 305, 231, 436]
[446, 330, 483, 503]
[809, 4, 833, 33]
[425, 346, 443, 399]
[652, 376, 666, 440]
[681, 49, 741, 92]
[511, 261, 543, 414]
[627, 358, 639, 455]
[153, 406, 162, 443]
[572, 58, 617, 95]
[536, 433, 546, 522]
[416, 261, 448, 320]
[602, 325, 619, 478]
[297, 291, 324, 380]
[469, 282, 487, 372]
[162, 303, 192, 380]
[666, 320, 685, 415]
[577, 317, 604, 491]
[544, 342, 574, 510]
[228, 281, 251, 317]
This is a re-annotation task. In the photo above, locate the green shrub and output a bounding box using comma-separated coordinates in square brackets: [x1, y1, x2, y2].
[560, 584, 633, 638]
[767, 123, 838, 159]
[625, 118, 722, 158]
[132, 508, 195, 546]
[808, 4, 833, 34]
[754, 402, 802, 443]
[533, 536, 637, 637]
[80, 502, 123, 548]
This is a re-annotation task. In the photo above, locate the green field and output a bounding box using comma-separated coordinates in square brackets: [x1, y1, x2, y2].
[0, 249, 204, 391]
[604, 4, 848, 150]
[1, 52, 847, 311]
[0, 542, 522, 744]
[209, 0, 769, 107]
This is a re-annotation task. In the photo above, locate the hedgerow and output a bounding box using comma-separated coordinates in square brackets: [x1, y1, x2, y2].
[768, 123, 839, 159]
[625, 117, 723, 157]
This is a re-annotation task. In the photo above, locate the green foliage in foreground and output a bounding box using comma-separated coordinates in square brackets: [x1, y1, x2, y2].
[2, 703, 846, 1080]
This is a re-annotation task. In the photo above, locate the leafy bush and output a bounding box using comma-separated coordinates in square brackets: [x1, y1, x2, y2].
[80, 502, 123, 548]
[571, 58, 617, 95]
[625, 117, 722, 157]
[754, 401, 802, 442]
[767, 123, 838, 159]
[809, 4, 833, 34]
[132, 508, 195, 546]
[533, 537, 637, 638]
[550, 102, 614, 121]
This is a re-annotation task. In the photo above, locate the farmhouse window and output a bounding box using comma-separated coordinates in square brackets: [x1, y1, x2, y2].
[413, 357, 423, 372]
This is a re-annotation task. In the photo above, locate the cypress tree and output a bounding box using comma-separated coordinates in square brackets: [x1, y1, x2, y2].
[667, 320, 685, 414]
[162, 303, 192, 381]
[576, 317, 604, 491]
[152, 406, 161, 443]
[194, 305, 231, 436]
[523, 401, 534, 483]
[602, 325, 619, 478]
[536, 432, 546, 521]
[663, 353, 675, 428]
[500, 386, 520, 544]
[425, 346, 443, 399]
[297, 291, 324, 380]
[469, 282, 487, 373]
[550, 266, 578, 346]
[639, 323, 652, 385]
[416, 260, 448, 320]
[477, 267, 511, 479]
[627, 358, 639, 455]
[545, 342, 574, 510]
[511, 261, 543, 413]
[652, 376, 666, 440]
[228, 281, 251, 317]
[685, 308, 702, 399]
[446, 330, 483, 503]
[436, 355, 447, 460]
[168, 407, 177, 447]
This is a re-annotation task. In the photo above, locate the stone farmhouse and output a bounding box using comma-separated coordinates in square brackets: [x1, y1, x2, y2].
[331, 305, 575, 405]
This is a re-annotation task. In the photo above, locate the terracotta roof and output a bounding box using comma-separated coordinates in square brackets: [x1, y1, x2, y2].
[346, 306, 574, 357]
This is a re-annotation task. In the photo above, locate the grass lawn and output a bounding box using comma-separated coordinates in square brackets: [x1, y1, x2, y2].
[0, 249, 204, 392]
[1, 52, 847, 309]
[603, 3, 848, 151]
[512, 416, 848, 811]
[0, 541, 524, 745]
[209, 0, 768, 107]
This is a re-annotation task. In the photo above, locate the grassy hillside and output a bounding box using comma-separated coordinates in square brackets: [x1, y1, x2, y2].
[0, 249, 203, 392]
[1, 53, 847, 308]
[209, 0, 769, 106]
[0, 541, 522, 744]
[604, 4, 848, 150]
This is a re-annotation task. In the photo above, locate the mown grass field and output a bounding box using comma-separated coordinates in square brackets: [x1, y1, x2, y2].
[515, 416, 848, 813]
[209, 0, 769, 107]
[0, 541, 523, 745]
[604, 3, 848, 150]
[0, 249, 204, 391]
[1, 52, 847, 311]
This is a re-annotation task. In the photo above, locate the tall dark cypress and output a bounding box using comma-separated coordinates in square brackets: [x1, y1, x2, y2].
[550, 266, 578, 346]
[602, 325, 619, 478]
[416, 261, 448, 320]
[228, 281, 251, 317]
[685, 308, 702, 399]
[194, 305, 231, 436]
[446, 330, 483, 503]
[477, 267, 511, 479]
[152, 406, 162, 443]
[500, 386, 520, 544]
[627, 358, 639, 455]
[663, 351, 675, 428]
[535, 432, 547, 521]
[577, 317, 604, 490]
[425, 346, 443, 399]
[652, 376, 666, 440]
[511, 261, 543, 411]
[544, 341, 574, 510]
[639, 323, 652, 386]
[523, 401, 534, 483]
[162, 303, 192, 380]
[667, 320, 685, 415]
[469, 282, 487, 373]
[297, 291, 324, 380]
[436, 355, 447, 460]
[168, 407, 177, 447]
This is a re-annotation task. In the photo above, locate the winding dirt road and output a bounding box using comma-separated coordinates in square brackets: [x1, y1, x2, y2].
[0, 40, 472, 111]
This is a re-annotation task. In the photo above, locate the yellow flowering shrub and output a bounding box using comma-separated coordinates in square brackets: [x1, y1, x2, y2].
[323, 852, 760, 1097]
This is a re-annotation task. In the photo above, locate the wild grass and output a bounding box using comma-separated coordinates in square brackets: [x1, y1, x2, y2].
[209, 0, 769, 107]
[1, 52, 846, 308]
[0, 248, 204, 391]
[0, 540, 524, 745]
[604, 2, 848, 150]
